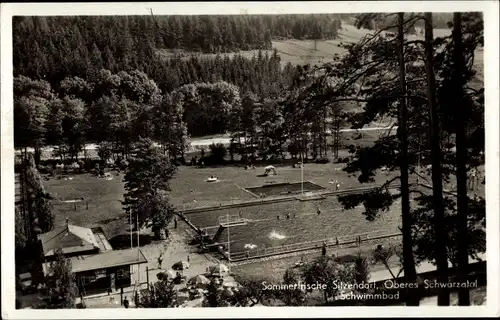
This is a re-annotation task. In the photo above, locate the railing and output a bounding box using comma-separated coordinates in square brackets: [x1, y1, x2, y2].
[229, 230, 402, 262]
[218, 214, 247, 226]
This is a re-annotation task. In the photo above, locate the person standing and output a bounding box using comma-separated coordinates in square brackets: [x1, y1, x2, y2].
[157, 253, 163, 270]
[123, 296, 129, 309]
[322, 241, 327, 256]
[174, 216, 178, 229]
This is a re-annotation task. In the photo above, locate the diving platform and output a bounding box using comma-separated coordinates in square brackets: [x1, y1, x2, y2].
[218, 214, 247, 227]
[211, 215, 247, 243]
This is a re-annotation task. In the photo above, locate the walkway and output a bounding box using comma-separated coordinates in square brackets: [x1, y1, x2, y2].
[81, 220, 234, 308]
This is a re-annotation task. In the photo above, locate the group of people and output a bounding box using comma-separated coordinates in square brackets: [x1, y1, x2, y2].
[277, 212, 296, 220]
[329, 179, 341, 191]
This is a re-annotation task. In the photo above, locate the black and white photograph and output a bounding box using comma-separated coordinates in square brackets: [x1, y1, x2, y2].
[1, 1, 499, 318]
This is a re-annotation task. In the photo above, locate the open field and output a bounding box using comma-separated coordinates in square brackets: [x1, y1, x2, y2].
[157, 22, 483, 80]
[39, 160, 482, 247]
[44, 172, 127, 238]
[168, 161, 398, 209]
[41, 161, 398, 239]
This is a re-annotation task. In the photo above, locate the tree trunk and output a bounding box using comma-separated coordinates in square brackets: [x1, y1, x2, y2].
[424, 12, 450, 305]
[59, 144, 64, 162]
[397, 12, 419, 306]
[452, 12, 470, 306]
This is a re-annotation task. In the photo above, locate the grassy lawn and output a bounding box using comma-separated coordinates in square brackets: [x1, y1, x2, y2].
[41, 149, 482, 254]
[44, 171, 127, 238]
[169, 161, 399, 209]
[42, 161, 399, 243]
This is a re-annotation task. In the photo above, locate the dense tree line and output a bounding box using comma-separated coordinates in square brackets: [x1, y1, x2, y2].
[306, 12, 485, 305]
[13, 15, 340, 89]
[15, 154, 55, 251]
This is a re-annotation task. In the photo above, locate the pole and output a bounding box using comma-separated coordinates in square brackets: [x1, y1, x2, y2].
[227, 213, 231, 272]
[130, 209, 133, 249]
[146, 266, 149, 289]
[417, 139, 420, 185]
[136, 212, 140, 259]
[301, 155, 304, 195]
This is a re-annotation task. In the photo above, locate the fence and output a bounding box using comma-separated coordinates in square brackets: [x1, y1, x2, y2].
[218, 214, 247, 226]
[229, 230, 402, 262]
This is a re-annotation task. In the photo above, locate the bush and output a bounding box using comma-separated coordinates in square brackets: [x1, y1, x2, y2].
[208, 143, 227, 165]
[314, 157, 330, 164]
[335, 157, 350, 164]
[172, 157, 186, 166]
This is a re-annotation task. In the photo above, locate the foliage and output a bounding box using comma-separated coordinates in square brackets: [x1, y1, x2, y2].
[202, 279, 233, 307]
[297, 12, 484, 269]
[138, 280, 179, 308]
[372, 244, 404, 279]
[208, 143, 227, 164]
[15, 207, 27, 250]
[46, 248, 79, 308]
[353, 252, 371, 285]
[276, 268, 307, 306]
[13, 76, 53, 158]
[174, 81, 242, 137]
[123, 138, 177, 231]
[411, 193, 486, 267]
[21, 154, 55, 240]
[300, 255, 354, 304]
[226, 274, 273, 307]
[97, 141, 113, 163]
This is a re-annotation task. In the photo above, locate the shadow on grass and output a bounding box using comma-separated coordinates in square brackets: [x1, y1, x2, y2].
[97, 214, 127, 225]
[108, 233, 154, 250]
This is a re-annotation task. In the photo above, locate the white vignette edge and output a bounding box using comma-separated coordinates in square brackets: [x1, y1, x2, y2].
[1, 1, 499, 319]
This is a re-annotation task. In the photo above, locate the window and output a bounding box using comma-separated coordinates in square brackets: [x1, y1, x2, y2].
[116, 268, 130, 280]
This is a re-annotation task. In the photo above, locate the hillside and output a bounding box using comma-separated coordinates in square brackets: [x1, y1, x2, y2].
[157, 21, 483, 83]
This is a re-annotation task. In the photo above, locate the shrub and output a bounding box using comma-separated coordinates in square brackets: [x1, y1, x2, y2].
[208, 143, 227, 165]
[314, 157, 330, 164]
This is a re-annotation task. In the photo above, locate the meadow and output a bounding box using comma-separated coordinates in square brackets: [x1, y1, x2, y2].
[41, 160, 400, 240]
[157, 22, 483, 81]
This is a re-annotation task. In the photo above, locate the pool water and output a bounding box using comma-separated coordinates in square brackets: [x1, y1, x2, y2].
[184, 195, 402, 256]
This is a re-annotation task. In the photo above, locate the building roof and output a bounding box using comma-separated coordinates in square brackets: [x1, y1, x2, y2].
[42, 248, 148, 276]
[70, 248, 148, 273]
[38, 224, 100, 256]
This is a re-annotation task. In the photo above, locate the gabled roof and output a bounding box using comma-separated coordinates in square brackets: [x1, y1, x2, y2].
[41, 248, 148, 276]
[38, 224, 100, 256]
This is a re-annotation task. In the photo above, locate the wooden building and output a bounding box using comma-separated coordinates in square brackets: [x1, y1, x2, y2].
[38, 220, 147, 295]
